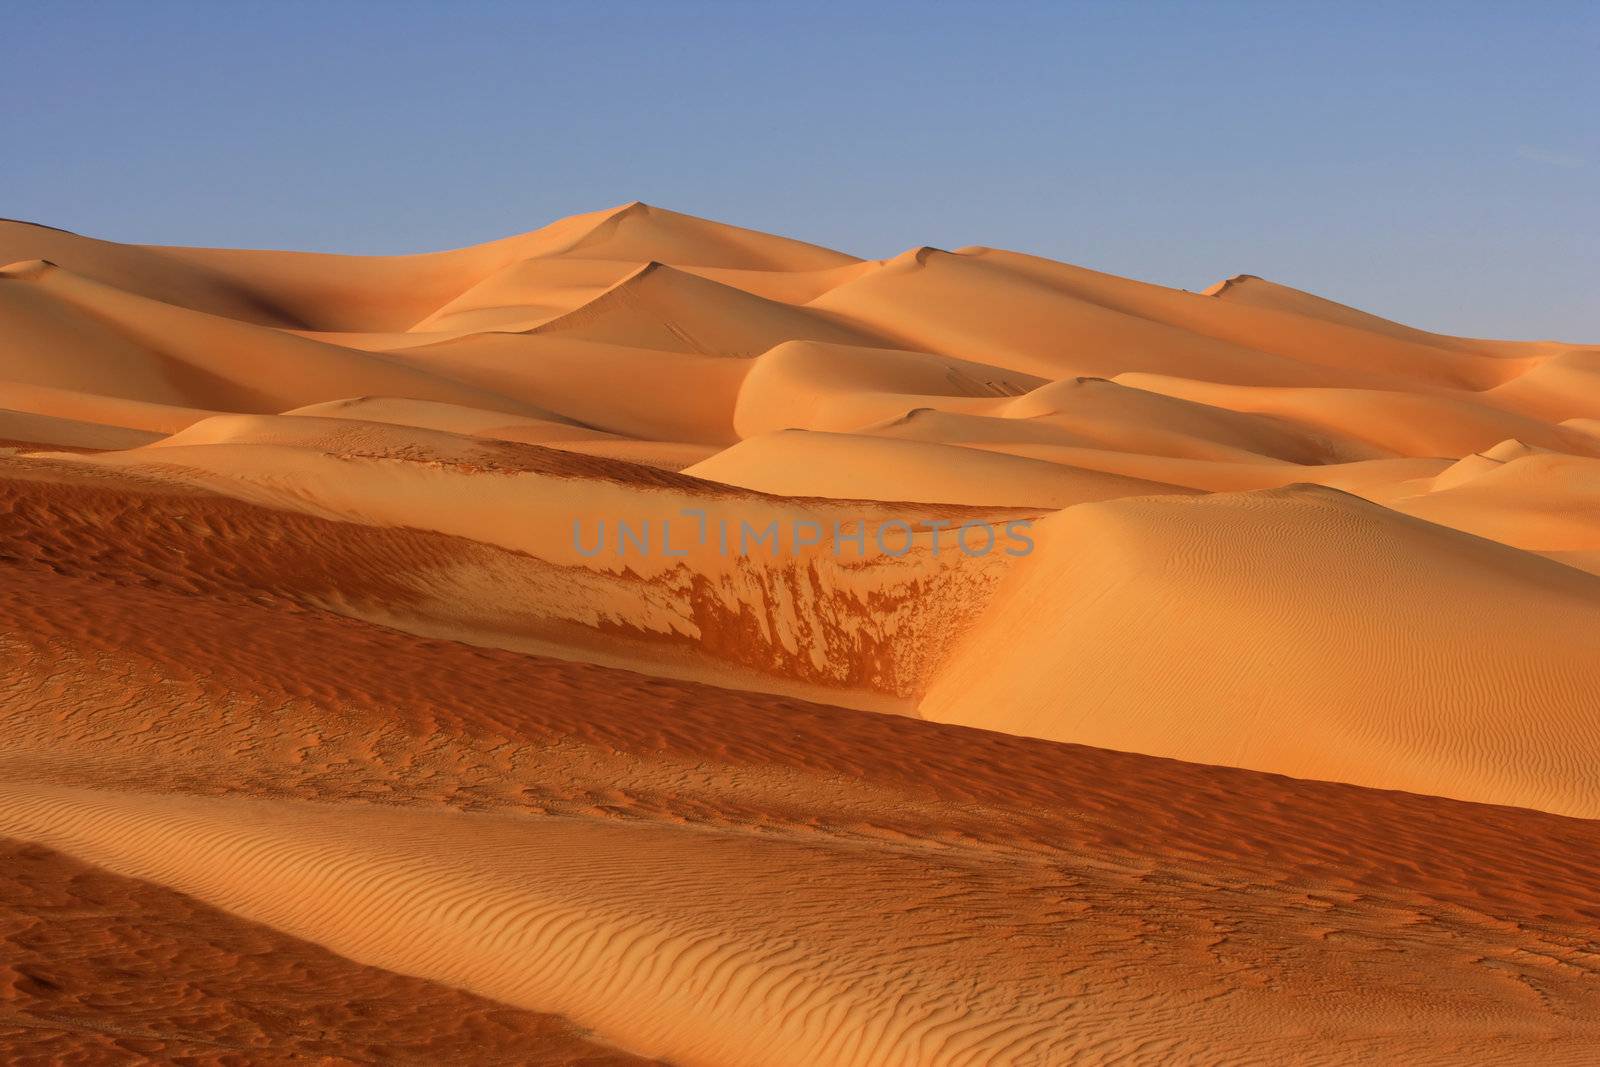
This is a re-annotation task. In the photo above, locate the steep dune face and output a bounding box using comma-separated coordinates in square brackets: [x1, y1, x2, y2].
[2, 203, 1599, 1063]
[7, 450, 1004, 711]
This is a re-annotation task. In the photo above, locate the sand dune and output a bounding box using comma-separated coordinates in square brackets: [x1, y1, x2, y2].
[1000, 376, 1389, 461]
[922, 486, 1600, 817]
[410, 256, 640, 334]
[1394, 447, 1600, 572]
[686, 428, 1196, 507]
[1116, 373, 1600, 459]
[812, 246, 1476, 389]
[851, 410, 1443, 493]
[0, 259, 539, 413]
[525, 261, 884, 356]
[392, 333, 754, 443]
[169, 201, 862, 333]
[0, 218, 311, 327]
[5, 781, 1598, 1066]
[1206, 272, 1578, 362]
[971, 251, 1537, 389]
[732, 339, 1045, 438]
[1486, 348, 1600, 423]
[544, 200, 862, 272]
[287, 394, 599, 437]
[2, 203, 1598, 1063]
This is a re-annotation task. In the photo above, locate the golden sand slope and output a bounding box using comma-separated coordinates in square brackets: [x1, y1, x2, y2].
[922, 486, 1600, 817]
[0, 841, 657, 1066]
[1, 203, 1598, 1063]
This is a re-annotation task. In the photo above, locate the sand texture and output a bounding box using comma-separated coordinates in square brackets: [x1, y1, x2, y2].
[2, 203, 1598, 1064]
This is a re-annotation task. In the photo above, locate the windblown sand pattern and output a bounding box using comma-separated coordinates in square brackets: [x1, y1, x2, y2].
[2, 203, 1598, 1063]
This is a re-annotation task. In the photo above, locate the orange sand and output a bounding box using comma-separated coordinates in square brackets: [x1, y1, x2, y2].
[2, 203, 1598, 1063]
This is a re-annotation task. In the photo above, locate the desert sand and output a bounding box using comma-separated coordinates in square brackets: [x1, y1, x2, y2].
[2, 202, 1598, 1064]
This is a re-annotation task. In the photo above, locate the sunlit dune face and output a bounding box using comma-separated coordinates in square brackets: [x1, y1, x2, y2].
[2, 202, 1598, 1064]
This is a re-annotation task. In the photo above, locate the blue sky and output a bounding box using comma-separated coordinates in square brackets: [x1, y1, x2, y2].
[4, 1, 1595, 339]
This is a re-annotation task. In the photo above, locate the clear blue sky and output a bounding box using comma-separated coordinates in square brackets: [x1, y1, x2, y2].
[5, 1, 1596, 339]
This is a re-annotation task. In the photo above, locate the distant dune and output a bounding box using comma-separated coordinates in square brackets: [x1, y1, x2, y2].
[2, 202, 1598, 1063]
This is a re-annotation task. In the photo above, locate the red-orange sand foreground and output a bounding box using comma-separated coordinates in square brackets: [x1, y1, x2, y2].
[1, 204, 1598, 1064]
